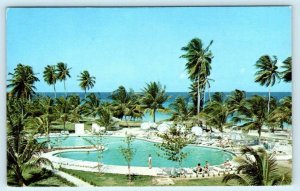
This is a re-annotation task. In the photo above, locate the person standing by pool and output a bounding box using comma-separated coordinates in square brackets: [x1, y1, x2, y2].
[204, 161, 210, 173]
[148, 154, 152, 169]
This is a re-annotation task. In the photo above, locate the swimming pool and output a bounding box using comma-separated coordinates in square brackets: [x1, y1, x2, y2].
[38, 136, 234, 168]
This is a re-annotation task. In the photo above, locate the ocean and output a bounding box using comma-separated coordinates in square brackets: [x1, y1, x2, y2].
[36, 92, 291, 123]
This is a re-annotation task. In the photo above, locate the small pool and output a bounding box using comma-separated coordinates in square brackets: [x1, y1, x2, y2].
[38, 136, 234, 168]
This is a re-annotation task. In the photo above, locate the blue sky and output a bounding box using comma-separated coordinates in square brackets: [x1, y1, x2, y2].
[6, 7, 291, 92]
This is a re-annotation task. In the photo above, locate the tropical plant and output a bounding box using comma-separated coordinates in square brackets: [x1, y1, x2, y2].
[203, 78, 215, 103]
[226, 89, 246, 114]
[78, 70, 96, 97]
[281, 57, 292, 82]
[33, 97, 58, 149]
[188, 81, 198, 114]
[222, 146, 291, 185]
[43, 65, 58, 98]
[110, 86, 132, 119]
[7, 64, 39, 100]
[201, 93, 232, 134]
[82, 131, 104, 174]
[169, 96, 193, 122]
[7, 97, 53, 186]
[55, 96, 81, 131]
[141, 82, 170, 122]
[269, 96, 292, 130]
[119, 135, 136, 182]
[254, 55, 280, 113]
[156, 126, 193, 168]
[180, 38, 213, 113]
[233, 95, 275, 143]
[56, 62, 71, 97]
[82, 93, 102, 117]
[95, 106, 117, 131]
[211, 92, 225, 103]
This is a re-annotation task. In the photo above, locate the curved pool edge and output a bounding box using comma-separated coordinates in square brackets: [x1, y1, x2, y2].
[40, 134, 238, 176]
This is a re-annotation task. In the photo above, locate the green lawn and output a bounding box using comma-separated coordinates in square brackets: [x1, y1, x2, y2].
[29, 175, 75, 187]
[61, 168, 153, 186]
[7, 168, 75, 187]
[61, 168, 238, 186]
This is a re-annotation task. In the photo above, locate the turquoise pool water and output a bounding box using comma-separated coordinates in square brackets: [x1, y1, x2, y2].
[38, 136, 234, 168]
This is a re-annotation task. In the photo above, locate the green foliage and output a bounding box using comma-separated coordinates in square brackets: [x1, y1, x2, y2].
[7, 63, 39, 100]
[78, 70, 96, 96]
[110, 86, 144, 121]
[180, 38, 213, 113]
[82, 93, 102, 117]
[43, 65, 58, 98]
[119, 135, 136, 182]
[169, 96, 193, 122]
[232, 95, 270, 140]
[201, 96, 232, 133]
[222, 146, 291, 186]
[7, 98, 53, 186]
[95, 106, 117, 131]
[281, 57, 291, 82]
[255, 55, 280, 113]
[141, 82, 170, 122]
[156, 126, 193, 167]
[55, 96, 82, 130]
[268, 96, 292, 129]
[56, 62, 71, 96]
[83, 131, 104, 173]
[226, 89, 246, 114]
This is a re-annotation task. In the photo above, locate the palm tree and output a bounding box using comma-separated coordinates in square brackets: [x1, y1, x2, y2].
[43, 65, 58, 98]
[78, 70, 96, 97]
[82, 93, 101, 117]
[226, 89, 246, 114]
[96, 106, 117, 131]
[7, 97, 53, 186]
[141, 82, 170, 122]
[188, 81, 198, 115]
[233, 95, 273, 143]
[201, 93, 231, 134]
[55, 96, 81, 131]
[281, 57, 292, 82]
[169, 96, 193, 122]
[203, 78, 215, 103]
[180, 38, 213, 113]
[33, 97, 58, 149]
[269, 96, 292, 130]
[7, 64, 39, 100]
[56, 62, 71, 97]
[255, 55, 280, 113]
[7, 135, 53, 186]
[222, 146, 290, 185]
[110, 86, 132, 120]
[211, 92, 225, 103]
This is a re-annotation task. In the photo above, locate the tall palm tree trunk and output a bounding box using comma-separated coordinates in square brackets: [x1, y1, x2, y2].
[258, 127, 262, 145]
[197, 72, 200, 114]
[203, 86, 206, 106]
[268, 87, 271, 113]
[153, 108, 156, 122]
[208, 86, 211, 102]
[64, 80, 67, 97]
[54, 84, 56, 99]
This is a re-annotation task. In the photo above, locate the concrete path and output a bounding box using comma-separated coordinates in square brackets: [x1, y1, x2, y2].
[53, 169, 93, 187]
